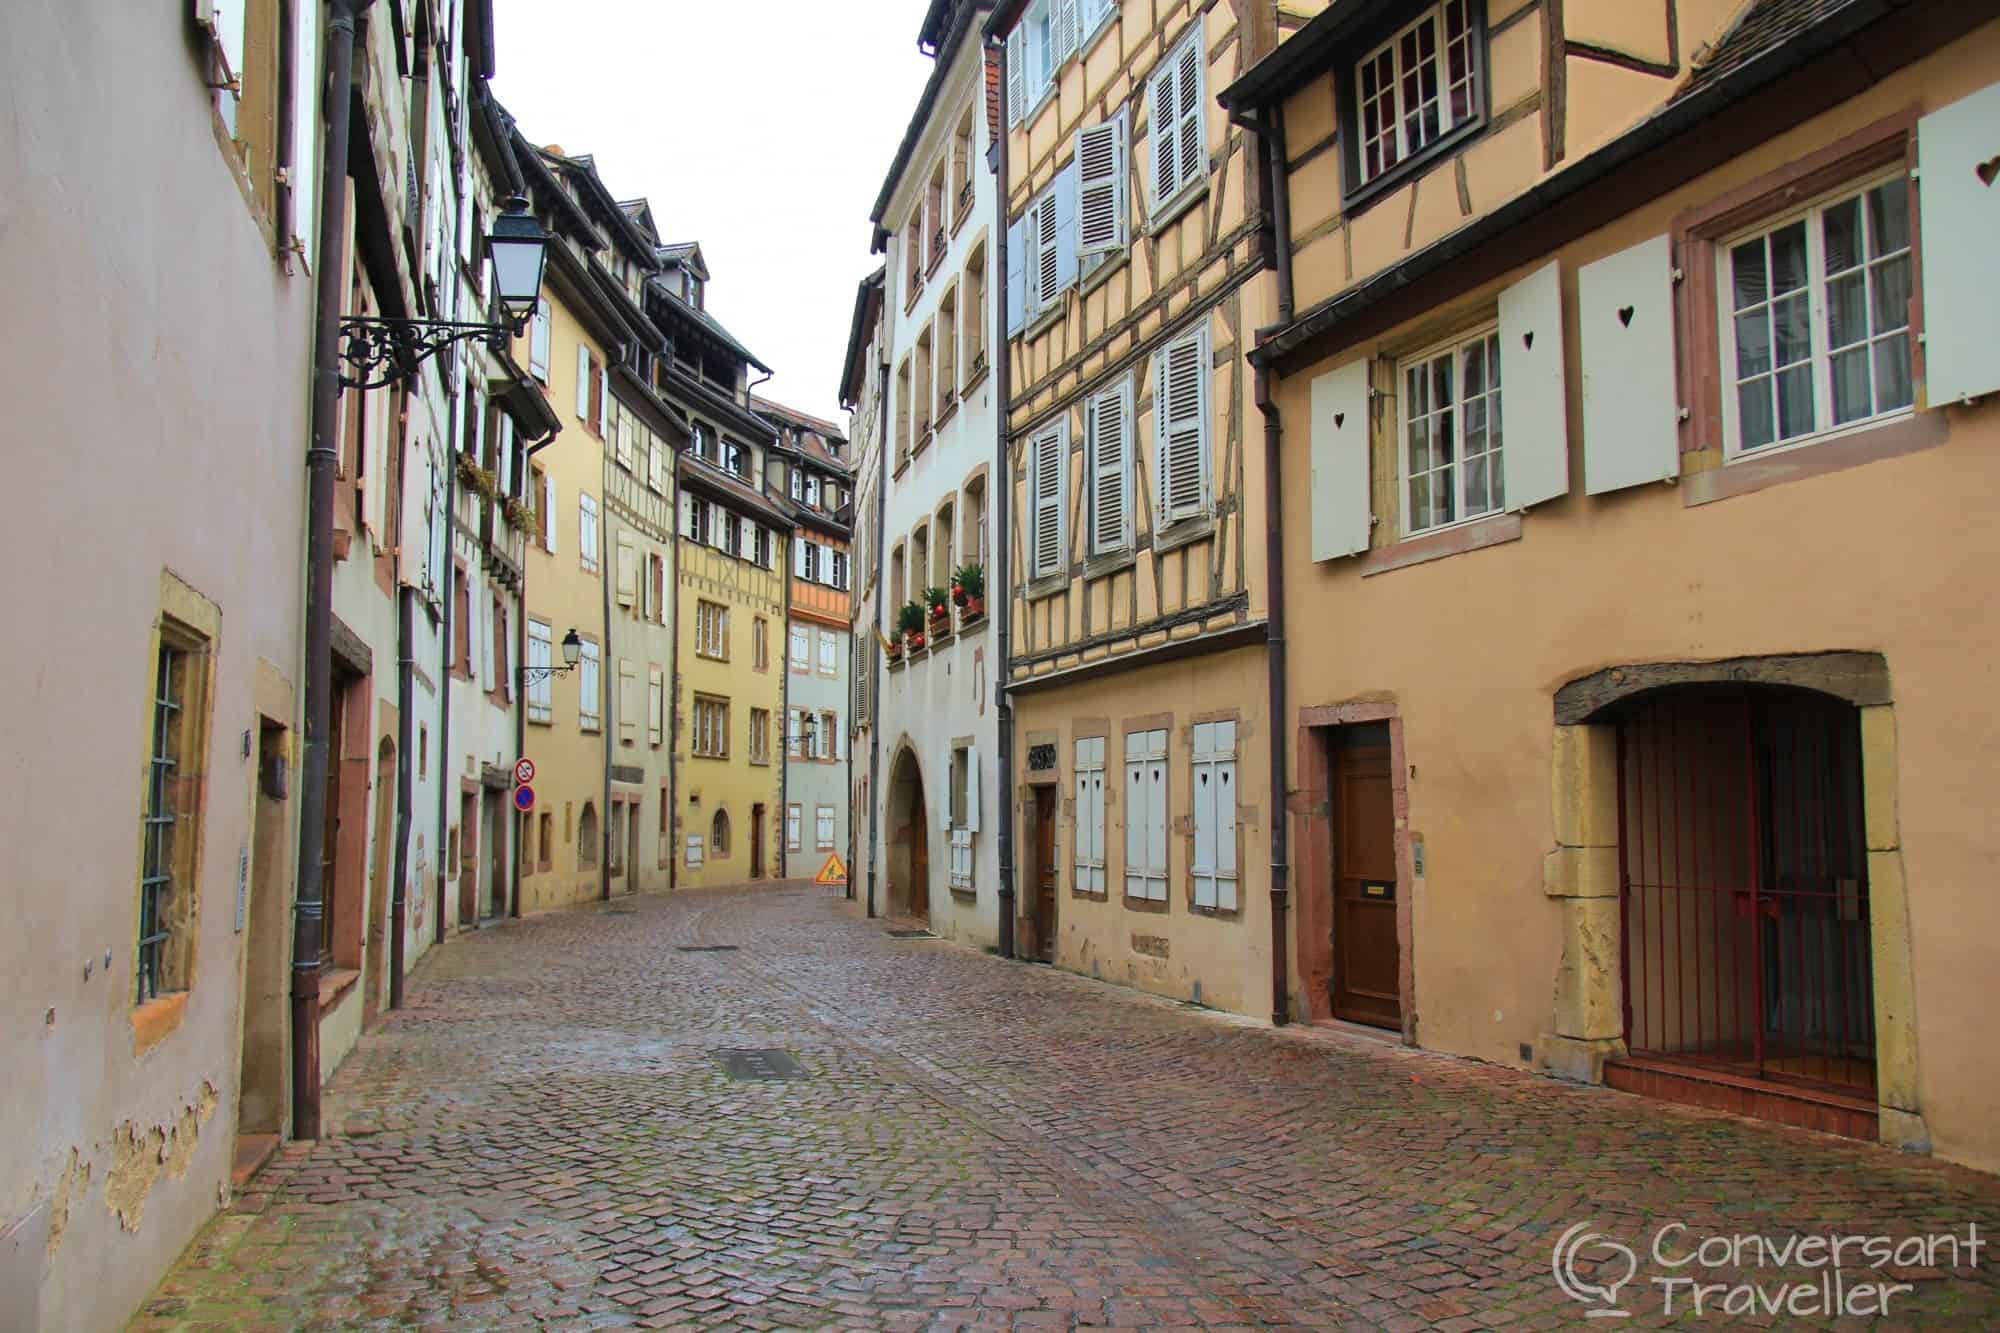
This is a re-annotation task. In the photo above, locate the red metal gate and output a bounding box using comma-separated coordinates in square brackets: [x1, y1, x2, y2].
[1616, 686, 1875, 1096]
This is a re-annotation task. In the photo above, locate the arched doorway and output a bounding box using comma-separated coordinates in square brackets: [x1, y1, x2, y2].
[887, 745, 931, 922]
[1612, 685, 1874, 1099]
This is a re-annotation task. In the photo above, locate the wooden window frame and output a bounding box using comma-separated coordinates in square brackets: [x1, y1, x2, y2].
[1338, 0, 1490, 216]
[691, 694, 730, 759]
[1396, 324, 1504, 538]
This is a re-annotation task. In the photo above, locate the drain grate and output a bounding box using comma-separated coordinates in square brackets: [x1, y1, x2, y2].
[714, 1048, 806, 1081]
[675, 944, 739, 953]
[885, 929, 936, 939]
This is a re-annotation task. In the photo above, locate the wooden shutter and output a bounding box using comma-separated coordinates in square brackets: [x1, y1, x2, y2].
[615, 532, 637, 607]
[1579, 234, 1679, 494]
[1497, 260, 1570, 510]
[1088, 378, 1131, 555]
[1174, 34, 1203, 200]
[1006, 27, 1025, 126]
[1191, 721, 1237, 911]
[1053, 160, 1079, 296]
[1919, 82, 2000, 404]
[530, 299, 550, 378]
[1076, 114, 1126, 258]
[1053, 0, 1078, 64]
[618, 658, 636, 743]
[1006, 217, 1027, 336]
[1030, 422, 1066, 577]
[1034, 195, 1059, 319]
[575, 342, 591, 419]
[1124, 728, 1167, 900]
[964, 745, 981, 833]
[1150, 50, 1177, 209]
[543, 474, 557, 553]
[648, 667, 664, 745]
[1154, 326, 1209, 524]
[1308, 359, 1371, 561]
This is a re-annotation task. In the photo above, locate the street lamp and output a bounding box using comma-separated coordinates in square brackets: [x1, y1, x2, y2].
[521, 628, 584, 684]
[337, 194, 550, 391]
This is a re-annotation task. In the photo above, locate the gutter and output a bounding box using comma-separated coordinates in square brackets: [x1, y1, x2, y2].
[867, 352, 888, 919]
[513, 423, 560, 918]
[292, 0, 375, 1143]
[990, 31, 1017, 961]
[391, 586, 413, 1008]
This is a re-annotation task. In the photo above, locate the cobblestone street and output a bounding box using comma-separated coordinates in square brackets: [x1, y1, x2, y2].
[135, 885, 2000, 1330]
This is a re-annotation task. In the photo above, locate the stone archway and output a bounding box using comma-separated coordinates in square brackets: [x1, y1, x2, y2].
[886, 744, 931, 922]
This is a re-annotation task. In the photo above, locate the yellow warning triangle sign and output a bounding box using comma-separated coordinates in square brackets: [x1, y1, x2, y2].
[813, 852, 848, 885]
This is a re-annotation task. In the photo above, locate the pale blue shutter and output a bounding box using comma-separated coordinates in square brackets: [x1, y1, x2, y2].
[1054, 161, 1079, 296]
[1006, 217, 1027, 336]
[1006, 28, 1025, 127]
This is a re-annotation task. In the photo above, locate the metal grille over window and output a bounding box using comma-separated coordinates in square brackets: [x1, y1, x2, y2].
[138, 646, 184, 1003]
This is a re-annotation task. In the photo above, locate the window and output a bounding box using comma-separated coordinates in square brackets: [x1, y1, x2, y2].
[963, 475, 988, 570]
[649, 554, 666, 625]
[1073, 736, 1106, 894]
[1027, 420, 1068, 579]
[755, 525, 773, 568]
[1086, 376, 1135, 557]
[684, 495, 711, 545]
[1021, 182, 1069, 326]
[896, 358, 913, 464]
[890, 542, 907, 618]
[647, 667, 665, 746]
[905, 209, 924, 299]
[1006, 0, 1074, 125]
[1077, 110, 1129, 267]
[538, 812, 553, 871]
[807, 474, 822, 508]
[1400, 327, 1503, 534]
[1355, 1, 1479, 188]
[608, 803, 625, 871]
[1148, 27, 1207, 215]
[720, 512, 742, 558]
[692, 695, 729, 758]
[685, 832, 704, 867]
[787, 803, 802, 853]
[711, 809, 731, 858]
[787, 708, 805, 757]
[1721, 175, 1913, 456]
[935, 499, 956, 592]
[1081, 0, 1116, 43]
[818, 629, 838, 677]
[819, 710, 839, 761]
[949, 743, 980, 891]
[790, 625, 810, 674]
[527, 620, 553, 724]
[928, 158, 947, 268]
[578, 802, 600, 868]
[937, 286, 958, 416]
[915, 325, 934, 438]
[578, 640, 601, 731]
[722, 439, 746, 476]
[138, 628, 211, 1003]
[1153, 323, 1211, 526]
[750, 708, 771, 763]
[951, 105, 976, 219]
[795, 536, 817, 582]
[964, 242, 988, 373]
[753, 616, 770, 671]
[695, 600, 728, 660]
[692, 422, 716, 464]
[579, 492, 600, 572]
[1124, 728, 1168, 901]
[657, 799, 670, 869]
[1191, 721, 1239, 911]
[816, 806, 836, 851]
[789, 467, 803, 501]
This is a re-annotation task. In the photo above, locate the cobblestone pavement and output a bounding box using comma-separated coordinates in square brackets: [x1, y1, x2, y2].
[135, 884, 2000, 1330]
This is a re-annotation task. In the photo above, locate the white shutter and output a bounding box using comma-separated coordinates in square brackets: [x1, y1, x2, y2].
[1006, 217, 1027, 336]
[618, 659, 636, 743]
[818, 545, 833, 585]
[1076, 113, 1127, 258]
[1006, 27, 1026, 126]
[544, 473, 557, 554]
[1919, 82, 2000, 404]
[965, 745, 981, 833]
[1149, 50, 1177, 209]
[1154, 326, 1209, 524]
[291, 3, 321, 261]
[793, 535, 809, 578]
[1030, 422, 1066, 577]
[575, 343, 591, 420]
[1174, 33, 1204, 201]
[1124, 729, 1167, 900]
[615, 532, 636, 607]
[1497, 260, 1570, 510]
[1021, 199, 1044, 319]
[1191, 721, 1237, 910]
[1053, 160, 1079, 296]
[1579, 234, 1680, 494]
[648, 667, 664, 744]
[1309, 359, 1372, 560]
[530, 300, 551, 379]
[1087, 378, 1131, 555]
[1053, 0, 1078, 63]
[679, 491, 695, 541]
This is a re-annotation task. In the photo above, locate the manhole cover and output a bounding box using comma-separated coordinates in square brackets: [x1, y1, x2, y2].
[714, 1048, 806, 1081]
[675, 944, 739, 952]
[885, 929, 936, 939]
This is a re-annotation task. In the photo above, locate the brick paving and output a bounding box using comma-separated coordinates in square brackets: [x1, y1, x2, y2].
[134, 884, 2000, 1330]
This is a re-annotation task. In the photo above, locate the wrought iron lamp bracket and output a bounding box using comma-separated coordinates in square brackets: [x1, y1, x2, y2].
[518, 662, 579, 685]
[337, 312, 529, 391]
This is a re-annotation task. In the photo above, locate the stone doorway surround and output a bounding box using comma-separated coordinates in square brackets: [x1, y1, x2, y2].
[1541, 652, 1926, 1152]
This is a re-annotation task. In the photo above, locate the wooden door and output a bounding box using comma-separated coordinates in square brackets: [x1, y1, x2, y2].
[319, 683, 345, 965]
[750, 804, 765, 880]
[1332, 744, 1401, 1028]
[1033, 787, 1057, 961]
[909, 786, 930, 920]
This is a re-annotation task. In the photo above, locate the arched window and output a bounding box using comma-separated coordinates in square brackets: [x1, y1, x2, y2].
[711, 808, 731, 857]
[578, 802, 599, 868]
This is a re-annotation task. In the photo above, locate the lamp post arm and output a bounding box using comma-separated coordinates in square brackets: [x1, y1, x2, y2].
[337, 313, 530, 391]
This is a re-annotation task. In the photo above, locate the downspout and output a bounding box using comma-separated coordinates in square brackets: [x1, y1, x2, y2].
[293, 0, 374, 1141]
[867, 356, 887, 918]
[990, 32, 1017, 962]
[780, 524, 792, 878]
[599, 412, 615, 901]
[516, 425, 558, 916]
[391, 585, 413, 1009]
[1252, 113, 1294, 1026]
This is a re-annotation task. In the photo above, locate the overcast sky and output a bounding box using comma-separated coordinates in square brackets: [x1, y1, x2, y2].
[491, 0, 937, 427]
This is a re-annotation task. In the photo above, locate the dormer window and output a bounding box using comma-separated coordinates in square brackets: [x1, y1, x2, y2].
[1344, 1, 1486, 206]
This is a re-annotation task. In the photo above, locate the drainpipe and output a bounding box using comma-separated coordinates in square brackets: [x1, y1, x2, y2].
[391, 585, 414, 1009]
[599, 421, 615, 901]
[515, 425, 557, 916]
[990, 34, 1018, 961]
[293, 0, 375, 1142]
[867, 356, 887, 918]
[1252, 115, 1294, 1026]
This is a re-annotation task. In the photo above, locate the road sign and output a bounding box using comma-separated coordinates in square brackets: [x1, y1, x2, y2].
[513, 784, 536, 813]
[813, 852, 848, 886]
[513, 757, 536, 785]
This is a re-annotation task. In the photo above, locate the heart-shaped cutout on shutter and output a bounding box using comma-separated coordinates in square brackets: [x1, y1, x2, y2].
[1523, 330, 1535, 350]
[1977, 155, 2000, 188]
[1334, 412, 1345, 429]
[1618, 305, 1635, 328]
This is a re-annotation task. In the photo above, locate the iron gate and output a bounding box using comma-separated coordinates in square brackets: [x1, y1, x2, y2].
[1616, 686, 1875, 1095]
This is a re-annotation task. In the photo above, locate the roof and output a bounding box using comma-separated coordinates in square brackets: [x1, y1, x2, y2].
[1217, 0, 1407, 112]
[1675, 0, 1862, 101]
[618, 198, 660, 246]
[542, 149, 659, 263]
[839, 268, 886, 409]
[751, 395, 848, 445]
[752, 395, 852, 477]
[648, 280, 771, 374]
[656, 241, 708, 279]
[869, 0, 995, 244]
[676, 455, 794, 527]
